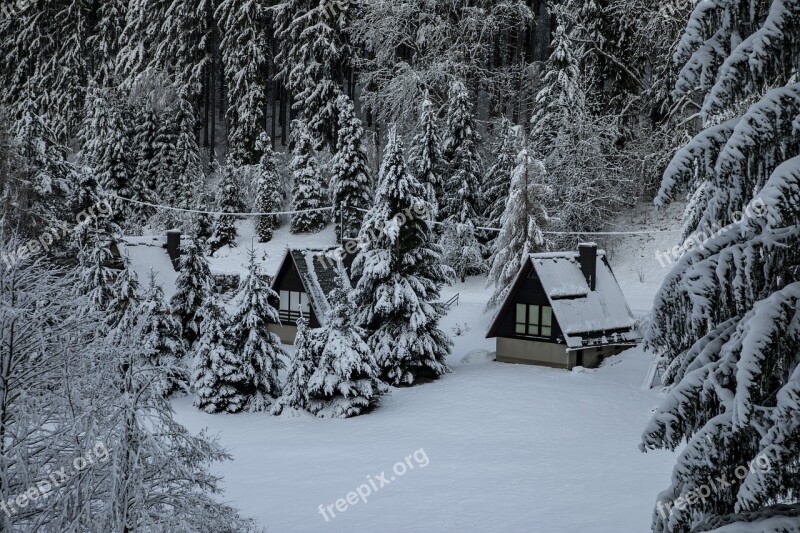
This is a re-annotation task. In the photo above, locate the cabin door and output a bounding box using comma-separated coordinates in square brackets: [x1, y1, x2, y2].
[576, 350, 584, 367]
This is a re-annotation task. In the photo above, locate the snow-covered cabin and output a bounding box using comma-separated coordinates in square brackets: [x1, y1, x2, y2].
[486, 243, 641, 369]
[267, 247, 351, 344]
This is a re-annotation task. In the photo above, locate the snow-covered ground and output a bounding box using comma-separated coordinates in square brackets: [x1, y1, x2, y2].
[171, 205, 685, 532]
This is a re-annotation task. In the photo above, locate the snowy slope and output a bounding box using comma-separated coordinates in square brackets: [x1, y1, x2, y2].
[170, 207, 683, 532]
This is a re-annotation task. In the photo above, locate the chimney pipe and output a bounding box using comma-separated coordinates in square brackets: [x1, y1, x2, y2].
[578, 242, 597, 291]
[166, 230, 181, 271]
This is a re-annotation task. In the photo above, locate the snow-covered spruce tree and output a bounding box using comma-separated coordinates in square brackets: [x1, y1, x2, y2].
[149, 95, 204, 231]
[439, 221, 487, 283]
[192, 292, 247, 414]
[330, 94, 372, 241]
[349, 0, 532, 126]
[0, 0, 89, 140]
[274, 0, 350, 148]
[641, 1, 800, 531]
[352, 126, 453, 386]
[483, 118, 520, 232]
[290, 120, 328, 233]
[529, 18, 626, 238]
[88, 0, 126, 87]
[306, 269, 386, 417]
[210, 163, 244, 251]
[254, 133, 284, 242]
[271, 318, 315, 415]
[227, 250, 287, 412]
[439, 81, 486, 279]
[81, 86, 154, 227]
[99, 280, 252, 531]
[216, 0, 267, 165]
[193, 186, 216, 244]
[170, 237, 214, 345]
[13, 95, 74, 236]
[408, 94, 445, 217]
[105, 258, 144, 334]
[140, 271, 188, 396]
[75, 221, 118, 317]
[441, 80, 483, 224]
[486, 144, 549, 310]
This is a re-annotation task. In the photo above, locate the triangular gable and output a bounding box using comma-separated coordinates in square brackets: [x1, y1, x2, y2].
[486, 252, 642, 350]
[271, 248, 351, 327]
[485, 258, 535, 338]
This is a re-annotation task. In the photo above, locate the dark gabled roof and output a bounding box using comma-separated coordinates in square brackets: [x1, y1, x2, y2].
[487, 251, 641, 350]
[272, 247, 350, 325]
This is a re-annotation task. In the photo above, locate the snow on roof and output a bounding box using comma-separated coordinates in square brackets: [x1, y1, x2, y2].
[290, 248, 350, 325]
[118, 236, 179, 299]
[530, 251, 641, 350]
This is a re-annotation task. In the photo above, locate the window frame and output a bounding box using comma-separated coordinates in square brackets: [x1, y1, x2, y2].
[278, 290, 310, 323]
[514, 302, 554, 339]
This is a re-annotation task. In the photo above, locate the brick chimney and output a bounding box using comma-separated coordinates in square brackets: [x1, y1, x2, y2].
[166, 230, 181, 271]
[578, 242, 597, 291]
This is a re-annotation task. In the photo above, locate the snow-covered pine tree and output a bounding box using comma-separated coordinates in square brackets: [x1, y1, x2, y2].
[441, 80, 483, 224]
[0, 0, 89, 140]
[105, 258, 143, 334]
[486, 143, 549, 309]
[88, 0, 126, 87]
[529, 16, 626, 238]
[75, 222, 117, 317]
[408, 94, 445, 217]
[271, 317, 315, 415]
[641, 1, 800, 531]
[290, 120, 328, 233]
[274, 0, 350, 148]
[439, 221, 487, 283]
[191, 292, 246, 414]
[216, 0, 267, 165]
[13, 95, 74, 236]
[306, 269, 386, 418]
[254, 133, 284, 242]
[170, 237, 214, 345]
[352, 126, 453, 386]
[139, 271, 188, 396]
[483, 118, 520, 231]
[227, 250, 286, 412]
[210, 163, 244, 251]
[530, 20, 584, 157]
[330, 94, 372, 241]
[81, 86, 153, 227]
[439, 81, 486, 278]
[193, 187, 216, 244]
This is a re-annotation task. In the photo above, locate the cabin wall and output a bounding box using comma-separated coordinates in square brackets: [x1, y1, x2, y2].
[495, 276, 562, 341]
[270, 256, 321, 329]
[268, 323, 298, 345]
[496, 337, 570, 368]
[496, 339, 628, 370]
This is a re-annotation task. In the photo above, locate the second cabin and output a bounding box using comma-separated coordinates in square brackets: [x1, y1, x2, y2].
[486, 243, 641, 370]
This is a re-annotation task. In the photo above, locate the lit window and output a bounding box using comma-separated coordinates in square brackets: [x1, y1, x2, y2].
[515, 304, 526, 334]
[514, 304, 553, 338]
[278, 290, 310, 322]
[541, 306, 552, 337]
